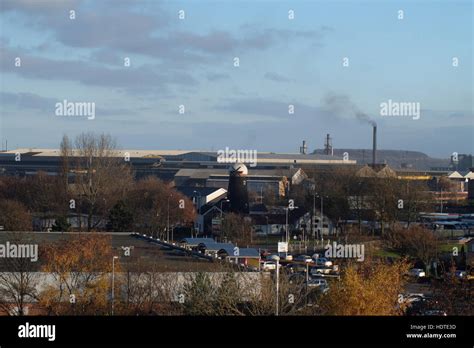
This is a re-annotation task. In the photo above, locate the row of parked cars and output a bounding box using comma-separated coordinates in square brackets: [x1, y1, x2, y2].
[260, 253, 335, 272]
[260, 253, 341, 294]
[407, 268, 473, 281]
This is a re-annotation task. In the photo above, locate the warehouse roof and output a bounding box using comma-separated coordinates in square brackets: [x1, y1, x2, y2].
[175, 168, 302, 178]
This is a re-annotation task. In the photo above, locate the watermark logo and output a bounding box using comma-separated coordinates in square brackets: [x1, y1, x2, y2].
[55, 99, 95, 120]
[18, 323, 55, 341]
[0, 242, 38, 262]
[324, 241, 364, 262]
[380, 99, 420, 120]
[217, 147, 257, 167]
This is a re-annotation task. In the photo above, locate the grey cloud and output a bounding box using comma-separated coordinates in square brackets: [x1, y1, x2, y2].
[214, 97, 334, 122]
[0, 91, 56, 111]
[0, 45, 198, 93]
[3, 1, 329, 65]
[1, 0, 80, 14]
[206, 72, 230, 81]
[0, 91, 138, 118]
[264, 72, 291, 83]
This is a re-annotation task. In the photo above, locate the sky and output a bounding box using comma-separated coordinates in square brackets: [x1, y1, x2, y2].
[0, 0, 472, 158]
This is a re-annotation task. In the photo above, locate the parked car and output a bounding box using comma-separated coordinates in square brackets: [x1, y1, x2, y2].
[313, 257, 333, 267]
[285, 263, 307, 274]
[446, 270, 467, 279]
[267, 254, 280, 261]
[261, 261, 277, 271]
[403, 293, 426, 304]
[422, 309, 447, 316]
[408, 268, 426, 278]
[306, 278, 327, 287]
[310, 266, 332, 275]
[305, 279, 329, 293]
[295, 255, 313, 263]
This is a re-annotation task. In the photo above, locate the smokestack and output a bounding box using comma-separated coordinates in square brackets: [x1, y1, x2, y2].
[372, 125, 377, 166]
[300, 140, 307, 155]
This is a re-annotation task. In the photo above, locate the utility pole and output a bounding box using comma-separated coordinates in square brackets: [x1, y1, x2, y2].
[321, 195, 324, 238]
[167, 195, 171, 241]
[275, 256, 280, 316]
[111, 256, 118, 316]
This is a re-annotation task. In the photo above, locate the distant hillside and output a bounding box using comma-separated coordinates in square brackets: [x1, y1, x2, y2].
[313, 149, 450, 171]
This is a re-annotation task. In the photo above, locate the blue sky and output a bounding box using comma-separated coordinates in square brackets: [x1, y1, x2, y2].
[0, 0, 472, 157]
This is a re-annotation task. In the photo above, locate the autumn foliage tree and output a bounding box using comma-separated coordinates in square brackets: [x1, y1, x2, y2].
[383, 225, 439, 273]
[0, 199, 32, 231]
[39, 233, 117, 315]
[126, 176, 196, 238]
[315, 259, 409, 315]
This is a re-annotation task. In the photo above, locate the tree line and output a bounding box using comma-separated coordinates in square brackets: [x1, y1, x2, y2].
[0, 132, 196, 237]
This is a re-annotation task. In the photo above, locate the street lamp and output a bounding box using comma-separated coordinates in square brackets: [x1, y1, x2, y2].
[285, 204, 298, 257]
[167, 194, 172, 242]
[315, 193, 326, 240]
[193, 190, 202, 208]
[274, 255, 280, 316]
[220, 198, 229, 219]
[111, 255, 119, 316]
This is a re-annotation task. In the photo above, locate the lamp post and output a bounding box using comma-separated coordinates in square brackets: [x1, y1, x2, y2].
[193, 190, 203, 236]
[274, 255, 280, 316]
[285, 204, 298, 257]
[111, 255, 119, 316]
[220, 198, 229, 219]
[167, 194, 172, 242]
[315, 193, 325, 240]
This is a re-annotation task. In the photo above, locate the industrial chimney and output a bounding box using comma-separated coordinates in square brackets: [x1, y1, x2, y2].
[300, 140, 307, 155]
[372, 125, 377, 166]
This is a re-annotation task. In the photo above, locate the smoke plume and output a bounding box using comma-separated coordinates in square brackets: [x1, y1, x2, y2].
[323, 93, 376, 126]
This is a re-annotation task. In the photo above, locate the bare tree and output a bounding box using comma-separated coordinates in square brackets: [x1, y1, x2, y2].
[70, 132, 133, 231]
[0, 233, 39, 315]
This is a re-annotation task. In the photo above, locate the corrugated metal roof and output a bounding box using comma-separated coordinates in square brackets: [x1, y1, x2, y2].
[198, 242, 234, 251]
[175, 168, 301, 178]
[218, 246, 260, 258]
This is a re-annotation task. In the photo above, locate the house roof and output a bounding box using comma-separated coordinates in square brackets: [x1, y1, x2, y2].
[448, 171, 464, 179]
[376, 166, 397, 178]
[357, 165, 377, 178]
[176, 186, 226, 197]
[462, 171, 474, 179]
[218, 246, 260, 258]
[198, 242, 235, 251]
